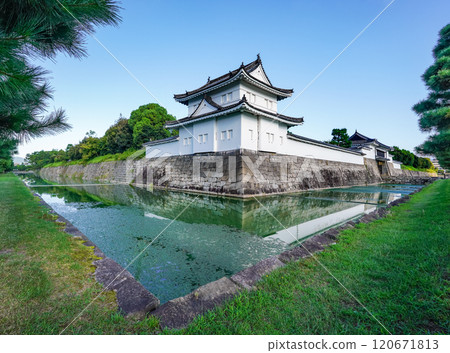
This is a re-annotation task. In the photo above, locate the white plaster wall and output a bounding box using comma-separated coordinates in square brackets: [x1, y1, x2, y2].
[239, 81, 278, 112]
[386, 152, 393, 162]
[191, 100, 217, 117]
[248, 64, 271, 85]
[216, 113, 241, 152]
[209, 83, 240, 107]
[193, 119, 215, 153]
[179, 125, 194, 155]
[282, 137, 364, 165]
[240, 112, 258, 151]
[363, 146, 376, 159]
[145, 139, 180, 157]
[393, 161, 402, 169]
[258, 116, 281, 153]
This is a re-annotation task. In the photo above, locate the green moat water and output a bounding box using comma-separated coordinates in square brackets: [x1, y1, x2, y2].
[23, 175, 421, 303]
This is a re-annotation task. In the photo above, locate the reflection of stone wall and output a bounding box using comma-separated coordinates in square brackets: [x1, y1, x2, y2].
[41, 149, 393, 197]
[34, 181, 372, 237]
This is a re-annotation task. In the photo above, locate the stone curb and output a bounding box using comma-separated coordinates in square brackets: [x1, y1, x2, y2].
[230, 256, 286, 290]
[29, 188, 160, 318]
[151, 277, 240, 330]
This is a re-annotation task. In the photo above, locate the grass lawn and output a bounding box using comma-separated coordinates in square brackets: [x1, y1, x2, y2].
[1, 173, 448, 335]
[180, 180, 449, 334]
[400, 164, 437, 174]
[0, 173, 158, 334]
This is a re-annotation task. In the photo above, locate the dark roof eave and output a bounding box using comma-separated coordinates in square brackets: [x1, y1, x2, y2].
[376, 156, 390, 162]
[165, 98, 303, 128]
[143, 135, 179, 147]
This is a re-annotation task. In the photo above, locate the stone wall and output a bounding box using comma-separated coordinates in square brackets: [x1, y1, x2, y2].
[384, 161, 437, 184]
[40, 149, 436, 197]
[40, 160, 129, 184]
[136, 149, 383, 196]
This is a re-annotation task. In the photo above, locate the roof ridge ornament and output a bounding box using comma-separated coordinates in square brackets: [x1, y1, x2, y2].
[242, 94, 247, 102]
[257, 53, 261, 62]
[207, 76, 210, 83]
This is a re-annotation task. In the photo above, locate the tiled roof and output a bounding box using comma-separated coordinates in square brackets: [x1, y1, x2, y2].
[166, 95, 303, 128]
[349, 131, 375, 143]
[349, 131, 391, 150]
[142, 135, 179, 146]
[173, 55, 293, 105]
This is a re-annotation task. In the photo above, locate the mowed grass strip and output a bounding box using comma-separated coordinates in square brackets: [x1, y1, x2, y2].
[0, 173, 158, 334]
[179, 180, 449, 334]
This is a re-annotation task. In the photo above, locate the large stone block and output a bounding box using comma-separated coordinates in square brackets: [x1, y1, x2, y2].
[151, 277, 240, 330]
[278, 245, 311, 263]
[230, 256, 285, 290]
[94, 258, 160, 318]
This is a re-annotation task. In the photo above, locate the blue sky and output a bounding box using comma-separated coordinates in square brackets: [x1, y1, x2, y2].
[17, 0, 450, 157]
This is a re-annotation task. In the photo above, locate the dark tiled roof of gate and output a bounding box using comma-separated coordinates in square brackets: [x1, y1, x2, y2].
[349, 131, 391, 150]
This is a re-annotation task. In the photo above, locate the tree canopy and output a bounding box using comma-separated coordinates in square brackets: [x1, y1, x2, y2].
[23, 103, 177, 169]
[102, 116, 133, 154]
[327, 128, 352, 148]
[129, 103, 177, 148]
[413, 24, 450, 169]
[0, 0, 121, 171]
[390, 146, 434, 170]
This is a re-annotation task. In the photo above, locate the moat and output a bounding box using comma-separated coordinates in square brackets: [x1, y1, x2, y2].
[23, 175, 421, 303]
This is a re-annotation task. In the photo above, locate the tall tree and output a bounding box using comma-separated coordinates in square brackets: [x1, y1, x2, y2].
[0, 0, 121, 160]
[129, 103, 177, 148]
[328, 128, 352, 148]
[413, 24, 450, 169]
[101, 116, 133, 154]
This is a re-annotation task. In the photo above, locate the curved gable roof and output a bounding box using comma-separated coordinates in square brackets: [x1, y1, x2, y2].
[174, 55, 293, 105]
[349, 131, 392, 150]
